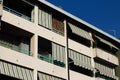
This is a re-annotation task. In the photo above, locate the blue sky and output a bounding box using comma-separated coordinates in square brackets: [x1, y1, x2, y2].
[47, 0, 120, 38]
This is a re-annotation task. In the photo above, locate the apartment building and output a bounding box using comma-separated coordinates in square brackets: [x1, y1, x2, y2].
[0, 0, 120, 80]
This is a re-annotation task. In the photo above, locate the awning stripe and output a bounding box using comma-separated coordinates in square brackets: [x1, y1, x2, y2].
[3, 62, 9, 76]
[8, 64, 14, 77]
[95, 35, 118, 49]
[68, 23, 93, 41]
[0, 60, 33, 80]
[13, 65, 19, 79]
[17, 66, 23, 79]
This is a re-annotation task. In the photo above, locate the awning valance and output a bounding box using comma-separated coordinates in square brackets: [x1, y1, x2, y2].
[68, 23, 93, 41]
[0, 60, 33, 80]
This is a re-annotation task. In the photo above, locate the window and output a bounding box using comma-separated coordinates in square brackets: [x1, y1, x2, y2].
[38, 37, 65, 67]
[38, 37, 52, 63]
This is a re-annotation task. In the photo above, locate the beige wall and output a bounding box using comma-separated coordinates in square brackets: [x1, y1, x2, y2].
[68, 39, 92, 57]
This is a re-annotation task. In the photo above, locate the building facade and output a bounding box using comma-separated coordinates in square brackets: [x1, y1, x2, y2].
[0, 0, 120, 80]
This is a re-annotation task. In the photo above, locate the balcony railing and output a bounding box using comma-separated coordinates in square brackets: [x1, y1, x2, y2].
[38, 54, 53, 63]
[0, 40, 32, 56]
[3, 6, 31, 21]
[38, 54, 65, 67]
[52, 28, 64, 36]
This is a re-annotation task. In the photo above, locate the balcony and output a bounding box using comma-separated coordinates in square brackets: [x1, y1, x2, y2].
[94, 48, 119, 65]
[3, 0, 34, 22]
[0, 40, 32, 56]
[38, 36, 65, 67]
[0, 22, 33, 56]
[38, 53, 52, 63]
[3, 6, 31, 21]
[38, 54, 65, 67]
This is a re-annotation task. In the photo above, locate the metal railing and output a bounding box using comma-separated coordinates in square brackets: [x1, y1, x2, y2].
[0, 40, 32, 56]
[3, 6, 31, 21]
[38, 54, 53, 63]
[52, 28, 64, 36]
[38, 54, 65, 67]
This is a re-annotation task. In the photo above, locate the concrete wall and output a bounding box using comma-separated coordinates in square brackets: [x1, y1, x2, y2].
[95, 48, 119, 65]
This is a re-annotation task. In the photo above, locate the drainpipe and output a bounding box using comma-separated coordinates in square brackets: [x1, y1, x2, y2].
[64, 19, 70, 80]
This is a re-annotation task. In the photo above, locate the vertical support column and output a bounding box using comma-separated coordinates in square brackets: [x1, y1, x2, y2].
[64, 19, 70, 80]
[30, 34, 38, 80]
[30, 34, 38, 58]
[34, 4, 39, 24]
[31, 4, 38, 80]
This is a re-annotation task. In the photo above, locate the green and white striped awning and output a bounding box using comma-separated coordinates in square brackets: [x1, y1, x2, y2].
[52, 43, 65, 64]
[69, 49, 93, 71]
[0, 60, 33, 80]
[68, 23, 93, 41]
[95, 62, 117, 79]
[95, 36, 118, 49]
[38, 72, 64, 80]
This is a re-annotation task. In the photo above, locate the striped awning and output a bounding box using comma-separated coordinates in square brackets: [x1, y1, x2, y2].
[95, 62, 117, 79]
[38, 72, 64, 80]
[68, 23, 93, 41]
[0, 60, 33, 80]
[69, 49, 93, 71]
[52, 43, 65, 64]
[95, 36, 118, 49]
